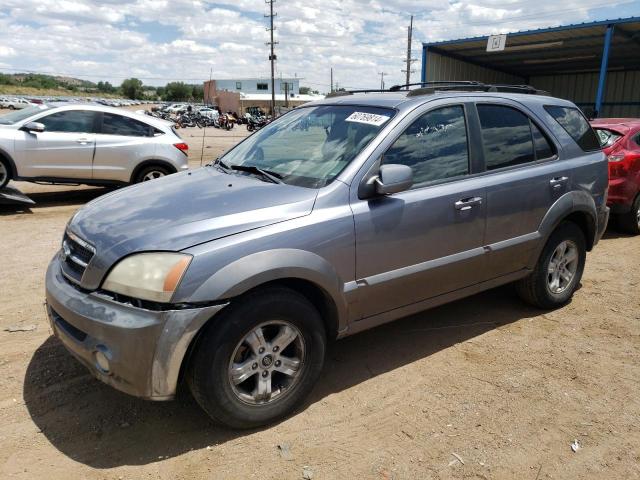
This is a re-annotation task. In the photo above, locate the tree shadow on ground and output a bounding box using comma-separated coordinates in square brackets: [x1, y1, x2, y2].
[23, 285, 543, 468]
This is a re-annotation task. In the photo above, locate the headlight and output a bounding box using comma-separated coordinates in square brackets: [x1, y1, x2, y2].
[102, 253, 192, 303]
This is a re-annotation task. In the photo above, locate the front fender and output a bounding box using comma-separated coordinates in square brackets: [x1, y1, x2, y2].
[189, 248, 349, 329]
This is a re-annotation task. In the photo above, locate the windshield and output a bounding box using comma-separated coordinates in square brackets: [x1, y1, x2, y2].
[0, 104, 51, 125]
[219, 105, 395, 188]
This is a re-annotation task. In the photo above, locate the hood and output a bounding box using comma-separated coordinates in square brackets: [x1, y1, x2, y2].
[70, 167, 317, 275]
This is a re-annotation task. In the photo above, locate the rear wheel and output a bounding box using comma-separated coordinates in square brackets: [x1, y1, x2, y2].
[0, 158, 11, 189]
[617, 195, 640, 235]
[187, 287, 326, 429]
[516, 222, 586, 309]
[134, 165, 171, 183]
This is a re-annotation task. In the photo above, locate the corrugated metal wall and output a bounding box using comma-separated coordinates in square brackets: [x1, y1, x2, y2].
[425, 48, 640, 118]
[426, 51, 524, 84]
[530, 71, 640, 117]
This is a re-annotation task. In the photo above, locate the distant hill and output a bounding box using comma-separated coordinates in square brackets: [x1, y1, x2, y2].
[0, 72, 102, 94]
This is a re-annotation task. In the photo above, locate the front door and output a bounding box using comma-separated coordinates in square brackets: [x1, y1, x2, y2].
[351, 104, 487, 319]
[17, 109, 97, 179]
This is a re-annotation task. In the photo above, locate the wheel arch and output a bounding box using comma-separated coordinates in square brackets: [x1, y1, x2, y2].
[130, 159, 178, 183]
[531, 191, 598, 270]
[0, 147, 17, 179]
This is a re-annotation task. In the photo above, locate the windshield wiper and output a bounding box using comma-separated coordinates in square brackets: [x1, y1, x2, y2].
[231, 165, 283, 184]
[212, 159, 283, 184]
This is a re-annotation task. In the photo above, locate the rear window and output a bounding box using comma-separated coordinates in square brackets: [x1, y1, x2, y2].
[544, 106, 600, 151]
[594, 128, 623, 148]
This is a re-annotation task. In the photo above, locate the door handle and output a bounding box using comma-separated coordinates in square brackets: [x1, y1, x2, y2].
[454, 196, 483, 211]
[549, 176, 568, 188]
[76, 138, 90, 144]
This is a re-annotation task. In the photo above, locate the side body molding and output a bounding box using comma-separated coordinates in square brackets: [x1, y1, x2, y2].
[189, 248, 350, 331]
[529, 190, 598, 268]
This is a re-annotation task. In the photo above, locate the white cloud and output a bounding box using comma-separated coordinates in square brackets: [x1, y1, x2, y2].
[0, 0, 635, 91]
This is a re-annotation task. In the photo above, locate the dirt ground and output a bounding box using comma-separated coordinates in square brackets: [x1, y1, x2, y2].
[0, 117, 639, 479]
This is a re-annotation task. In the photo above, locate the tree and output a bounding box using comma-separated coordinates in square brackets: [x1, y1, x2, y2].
[97, 81, 116, 93]
[163, 82, 191, 101]
[121, 78, 144, 99]
[191, 84, 204, 102]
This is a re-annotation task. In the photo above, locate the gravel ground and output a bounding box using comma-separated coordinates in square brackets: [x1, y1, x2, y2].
[0, 117, 639, 480]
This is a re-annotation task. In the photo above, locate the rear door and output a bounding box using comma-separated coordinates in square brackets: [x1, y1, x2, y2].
[17, 109, 98, 179]
[92, 112, 157, 182]
[475, 102, 568, 278]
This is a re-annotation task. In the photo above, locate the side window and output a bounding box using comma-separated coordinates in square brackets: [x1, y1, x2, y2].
[477, 105, 534, 170]
[101, 113, 151, 136]
[531, 122, 555, 160]
[382, 105, 469, 186]
[38, 110, 96, 133]
[544, 105, 600, 151]
[633, 133, 640, 148]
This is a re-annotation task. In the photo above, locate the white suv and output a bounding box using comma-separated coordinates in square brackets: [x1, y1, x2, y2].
[0, 103, 189, 189]
[3, 97, 34, 110]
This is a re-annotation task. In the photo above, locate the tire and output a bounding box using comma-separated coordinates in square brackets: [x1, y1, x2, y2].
[134, 165, 171, 183]
[9, 105, 15, 110]
[0, 157, 10, 189]
[617, 194, 640, 235]
[187, 286, 326, 429]
[516, 221, 586, 309]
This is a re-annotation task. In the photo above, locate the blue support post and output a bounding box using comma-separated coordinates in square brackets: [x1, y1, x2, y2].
[421, 46, 428, 84]
[595, 25, 614, 117]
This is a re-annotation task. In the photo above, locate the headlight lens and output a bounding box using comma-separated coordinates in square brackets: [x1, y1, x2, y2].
[102, 252, 192, 303]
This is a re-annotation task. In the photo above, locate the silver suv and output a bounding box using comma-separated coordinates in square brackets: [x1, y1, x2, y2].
[45, 83, 609, 428]
[0, 103, 189, 188]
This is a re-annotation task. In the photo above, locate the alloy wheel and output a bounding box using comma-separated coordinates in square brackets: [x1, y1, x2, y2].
[547, 240, 579, 294]
[228, 321, 305, 405]
[142, 170, 165, 181]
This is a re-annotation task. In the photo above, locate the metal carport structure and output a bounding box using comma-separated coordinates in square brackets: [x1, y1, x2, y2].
[421, 17, 640, 117]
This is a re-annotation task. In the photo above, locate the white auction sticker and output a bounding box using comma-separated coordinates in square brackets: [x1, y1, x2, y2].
[345, 111, 390, 127]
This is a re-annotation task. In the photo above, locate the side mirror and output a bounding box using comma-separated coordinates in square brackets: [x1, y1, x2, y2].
[22, 121, 45, 133]
[375, 164, 413, 195]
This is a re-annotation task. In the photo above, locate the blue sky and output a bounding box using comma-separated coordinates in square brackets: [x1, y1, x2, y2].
[0, 0, 639, 91]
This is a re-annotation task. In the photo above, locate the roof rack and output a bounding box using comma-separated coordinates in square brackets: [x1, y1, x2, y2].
[326, 81, 548, 98]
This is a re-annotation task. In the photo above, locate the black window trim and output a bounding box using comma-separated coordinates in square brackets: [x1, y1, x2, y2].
[379, 102, 473, 191]
[473, 101, 559, 176]
[96, 112, 155, 137]
[543, 104, 601, 153]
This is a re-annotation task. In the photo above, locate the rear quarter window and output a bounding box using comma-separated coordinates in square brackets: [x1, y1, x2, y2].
[594, 128, 623, 148]
[544, 106, 600, 152]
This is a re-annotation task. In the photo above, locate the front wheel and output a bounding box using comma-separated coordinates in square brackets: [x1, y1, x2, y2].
[187, 287, 326, 429]
[516, 221, 586, 309]
[618, 195, 640, 235]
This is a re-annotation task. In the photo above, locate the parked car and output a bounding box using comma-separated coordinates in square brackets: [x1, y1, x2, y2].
[166, 103, 187, 114]
[3, 97, 33, 110]
[0, 103, 189, 189]
[591, 118, 640, 234]
[45, 84, 609, 429]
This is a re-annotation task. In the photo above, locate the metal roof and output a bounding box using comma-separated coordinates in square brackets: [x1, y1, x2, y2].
[423, 17, 640, 77]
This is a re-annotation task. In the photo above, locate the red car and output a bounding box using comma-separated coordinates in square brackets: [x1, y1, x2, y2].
[591, 118, 640, 234]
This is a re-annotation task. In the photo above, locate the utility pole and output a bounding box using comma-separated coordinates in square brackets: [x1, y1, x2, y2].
[265, 0, 277, 116]
[401, 15, 416, 88]
[379, 72, 388, 90]
[330, 67, 333, 93]
[284, 81, 289, 108]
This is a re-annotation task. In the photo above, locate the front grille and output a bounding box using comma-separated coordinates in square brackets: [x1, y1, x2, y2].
[61, 230, 96, 284]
